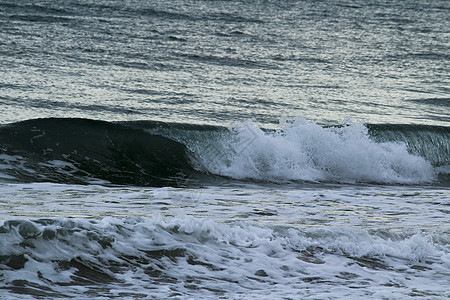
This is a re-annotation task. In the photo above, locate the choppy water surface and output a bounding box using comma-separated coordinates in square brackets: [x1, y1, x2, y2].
[1, 0, 448, 126]
[0, 0, 449, 299]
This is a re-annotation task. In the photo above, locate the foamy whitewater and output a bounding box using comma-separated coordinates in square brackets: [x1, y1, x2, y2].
[1, 0, 449, 299]
[193, 118, 435, 184]
[1, 213, 449, 299]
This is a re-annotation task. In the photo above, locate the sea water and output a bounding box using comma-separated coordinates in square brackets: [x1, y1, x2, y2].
[0, 0, 449, 299]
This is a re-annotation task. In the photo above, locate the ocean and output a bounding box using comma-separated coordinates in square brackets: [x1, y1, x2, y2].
[0, 0, 449, 299]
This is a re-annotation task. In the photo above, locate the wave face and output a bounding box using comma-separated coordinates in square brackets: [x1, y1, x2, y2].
[0, 118, 193, 186]
[0, 118, 448, 186]
[0, 216, 448, 298]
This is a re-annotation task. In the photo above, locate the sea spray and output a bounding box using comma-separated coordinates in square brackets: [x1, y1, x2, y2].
[193, 118, 435, 184]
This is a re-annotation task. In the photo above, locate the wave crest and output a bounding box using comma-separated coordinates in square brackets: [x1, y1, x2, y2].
[193, 118, 435, 184]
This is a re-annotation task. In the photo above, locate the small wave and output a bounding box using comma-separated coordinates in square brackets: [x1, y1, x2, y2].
[8, 14, 72, 23]
[176, 52, 276, 70]
[408, 97, 450, 108]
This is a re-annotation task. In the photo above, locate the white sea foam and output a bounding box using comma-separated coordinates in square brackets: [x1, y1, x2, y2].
[0, 182, 448, 299]
[194, 118, 435, 184]
[0, 216, 448, 299]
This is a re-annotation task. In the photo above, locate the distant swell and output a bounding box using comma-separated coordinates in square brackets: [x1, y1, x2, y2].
[0, 118, 448, 186]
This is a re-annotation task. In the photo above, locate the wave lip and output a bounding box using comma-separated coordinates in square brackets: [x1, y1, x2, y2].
[194, 118, 436, 184]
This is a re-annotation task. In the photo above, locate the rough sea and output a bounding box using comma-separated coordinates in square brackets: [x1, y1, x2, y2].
[0, 0, 449, 299]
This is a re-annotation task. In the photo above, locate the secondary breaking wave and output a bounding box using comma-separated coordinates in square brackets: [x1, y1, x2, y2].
[0, 216, 448, 298]
[0, 118, 448, 186]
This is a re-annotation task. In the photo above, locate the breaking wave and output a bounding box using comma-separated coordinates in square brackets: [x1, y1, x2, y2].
[0, 118, 448, 186]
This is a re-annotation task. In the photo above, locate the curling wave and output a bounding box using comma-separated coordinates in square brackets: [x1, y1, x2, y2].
[0, 118, 448, 186]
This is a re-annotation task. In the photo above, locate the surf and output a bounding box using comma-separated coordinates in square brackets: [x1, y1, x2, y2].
[0, 117, 448, 186]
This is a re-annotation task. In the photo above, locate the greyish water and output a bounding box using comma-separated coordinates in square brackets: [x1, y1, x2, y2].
[0, 0, 449, 299]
